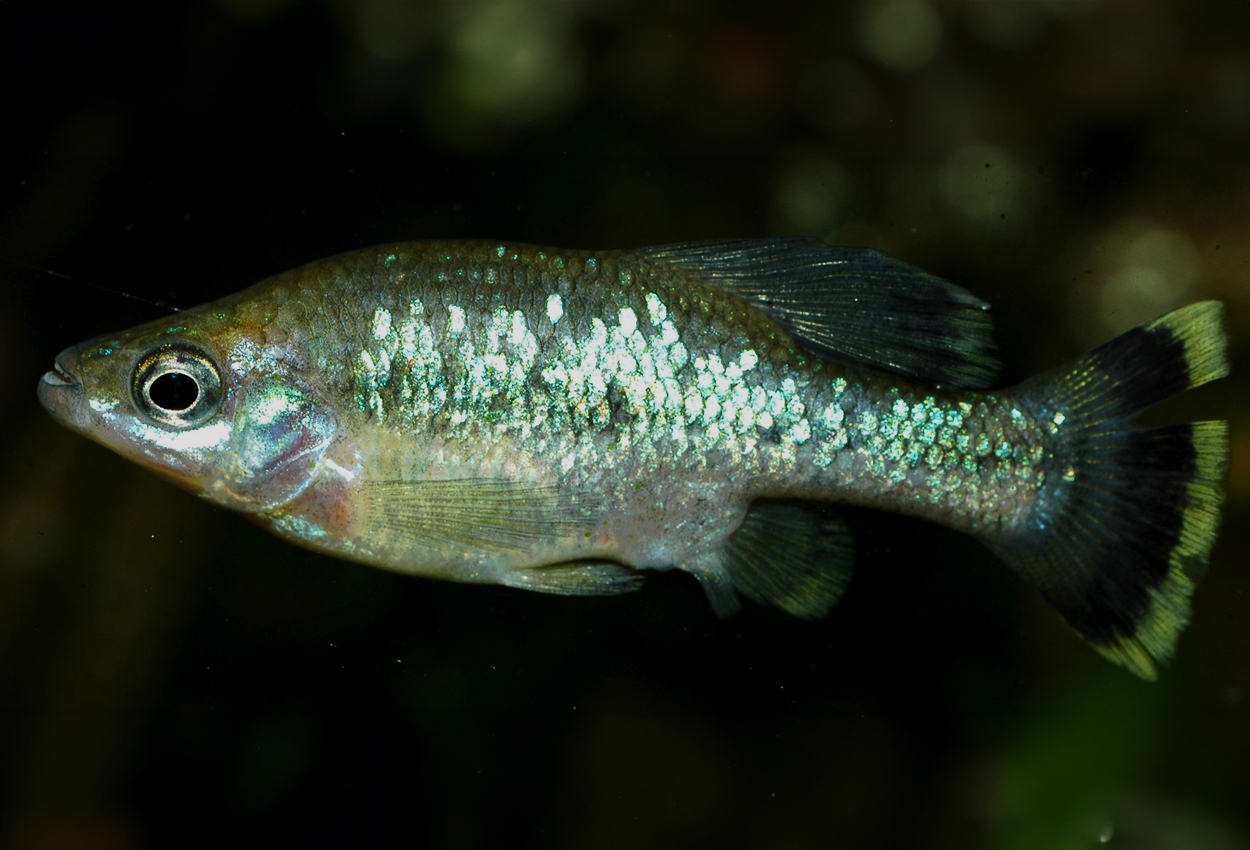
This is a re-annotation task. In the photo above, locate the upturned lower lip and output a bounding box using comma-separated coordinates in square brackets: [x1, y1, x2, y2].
[41, 349, 81, 391]
[37, 347, 87, 428]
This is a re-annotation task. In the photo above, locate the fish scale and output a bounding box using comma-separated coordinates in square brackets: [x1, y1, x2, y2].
[299, 245, 1041, 555]
[38, 238, 1228, 679]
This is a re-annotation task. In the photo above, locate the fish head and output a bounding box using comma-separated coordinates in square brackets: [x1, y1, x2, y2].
[38, 302, 339, 514]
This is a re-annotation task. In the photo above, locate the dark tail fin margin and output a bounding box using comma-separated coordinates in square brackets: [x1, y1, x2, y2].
[991, 301, 1229, 680]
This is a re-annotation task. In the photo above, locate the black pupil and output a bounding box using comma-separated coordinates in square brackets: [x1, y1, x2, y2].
[148, 371, 199, 411]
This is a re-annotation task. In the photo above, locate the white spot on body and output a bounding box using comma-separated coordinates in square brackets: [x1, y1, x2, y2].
[821, 403, 845, 428]
[684, 390, 703, 420]
[509, 311, 527, 345]
[448, 305, 467, 335]
[703, 394, 722, 422]
[645, 292, 667, 325]
[400, 318, 417, 359]
[372, 308, 392, 341]
[618, 306, 637, 336]
[546, 293, 564, 324]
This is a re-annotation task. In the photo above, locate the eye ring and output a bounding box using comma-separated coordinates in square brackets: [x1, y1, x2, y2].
[131, 344, 224, 428]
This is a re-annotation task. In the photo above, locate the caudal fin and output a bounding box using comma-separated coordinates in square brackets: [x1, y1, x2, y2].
[991, 302, 1229, 680]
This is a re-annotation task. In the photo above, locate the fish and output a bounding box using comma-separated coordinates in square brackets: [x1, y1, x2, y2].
[38, 238, 1229, 679]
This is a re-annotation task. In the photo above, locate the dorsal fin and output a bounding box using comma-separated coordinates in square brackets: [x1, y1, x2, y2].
[637, 238, 1000, 388]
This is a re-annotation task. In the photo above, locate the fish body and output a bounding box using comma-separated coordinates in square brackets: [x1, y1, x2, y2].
[38, 239, 1229, 679]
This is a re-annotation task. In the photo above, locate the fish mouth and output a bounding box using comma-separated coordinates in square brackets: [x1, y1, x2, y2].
[41, 349, 82, 392]
[38, 347, 89, 430]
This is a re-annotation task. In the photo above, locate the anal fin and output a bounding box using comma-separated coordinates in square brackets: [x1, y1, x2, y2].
[690, 500, 856, 620]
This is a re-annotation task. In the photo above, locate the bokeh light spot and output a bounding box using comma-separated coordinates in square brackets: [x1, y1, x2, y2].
[1098, 225, 1201, 324]
[858, 0, 943, 72]
[445, 0, 584, 125]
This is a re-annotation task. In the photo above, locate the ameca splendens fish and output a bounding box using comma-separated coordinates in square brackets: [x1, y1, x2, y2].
[38, 239, 1229, 679]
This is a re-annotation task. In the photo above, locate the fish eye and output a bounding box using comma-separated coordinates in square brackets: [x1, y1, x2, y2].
[131, 344, 223, 428]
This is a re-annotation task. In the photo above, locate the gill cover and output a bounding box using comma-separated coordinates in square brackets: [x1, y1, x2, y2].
[212, 377, 336, 512]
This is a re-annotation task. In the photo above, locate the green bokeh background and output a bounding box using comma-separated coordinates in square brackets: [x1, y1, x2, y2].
[1, 2, 1246, 848]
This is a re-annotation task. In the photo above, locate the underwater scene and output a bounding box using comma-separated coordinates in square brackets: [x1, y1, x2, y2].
[2, 2, 1247, 848]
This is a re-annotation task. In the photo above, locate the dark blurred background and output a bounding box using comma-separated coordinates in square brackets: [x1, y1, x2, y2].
[1, 2, 1246, 848]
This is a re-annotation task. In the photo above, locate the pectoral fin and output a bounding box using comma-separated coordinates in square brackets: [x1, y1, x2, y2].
[499, 561, 644, 595]
[359, 478, 596, 557]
